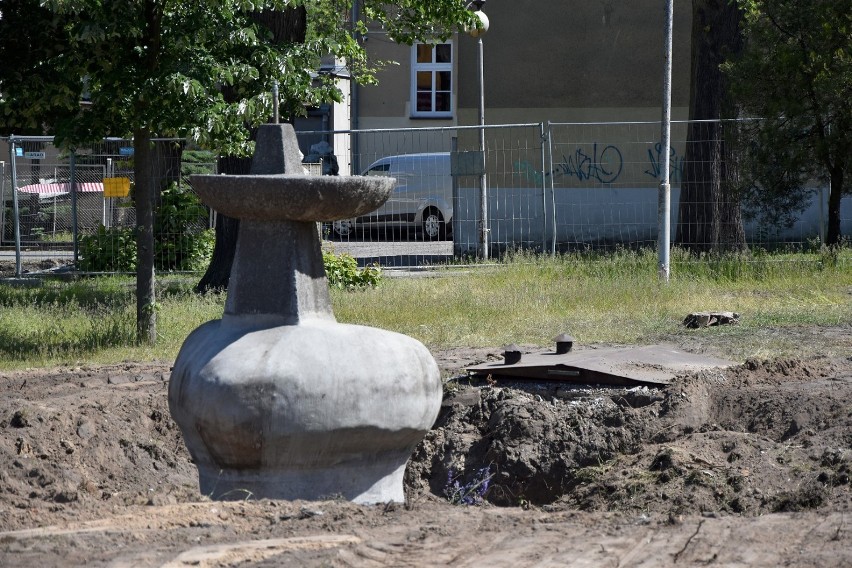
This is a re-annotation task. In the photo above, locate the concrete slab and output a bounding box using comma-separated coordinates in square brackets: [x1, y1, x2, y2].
[467, 344, 736, 387]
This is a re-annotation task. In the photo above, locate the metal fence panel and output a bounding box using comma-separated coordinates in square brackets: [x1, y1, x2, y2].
[298, 120, 849, 266]
[546, 120, 849, 253]
[3, 120, 850, 278]
[547, 121, 687, 252]
[2, 136, 215, 276]
[297, 123, 547, 265]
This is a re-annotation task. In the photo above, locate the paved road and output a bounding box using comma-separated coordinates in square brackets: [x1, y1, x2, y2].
[325, 239, 454, 266]
[1, 240, 455, 270]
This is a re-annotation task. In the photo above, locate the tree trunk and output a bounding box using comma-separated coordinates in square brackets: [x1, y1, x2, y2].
[195, 7, 307, 293]
[827, 167, 844, 246]
[194, 156, 250, 293]
[676, 0, 747, 253]
[151, 139, 184, 207]
[134, 128, 156, 344]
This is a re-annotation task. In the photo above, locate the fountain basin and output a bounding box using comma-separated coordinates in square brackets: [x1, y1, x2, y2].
[189, 174, 395, 221]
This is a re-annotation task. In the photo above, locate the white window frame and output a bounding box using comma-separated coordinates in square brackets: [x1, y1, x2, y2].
[410, 41, 454, 119]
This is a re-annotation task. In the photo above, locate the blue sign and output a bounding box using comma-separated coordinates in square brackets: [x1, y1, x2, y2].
[119, 147, 134, 156]
[15, 147, 23, 157]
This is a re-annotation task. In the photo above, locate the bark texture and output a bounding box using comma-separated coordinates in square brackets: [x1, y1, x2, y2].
[676, 0, 747, 253]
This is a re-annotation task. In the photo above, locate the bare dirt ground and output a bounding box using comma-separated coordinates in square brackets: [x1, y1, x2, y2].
[0, 327, 851, 566]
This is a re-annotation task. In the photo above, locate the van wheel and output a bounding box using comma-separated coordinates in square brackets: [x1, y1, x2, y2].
[422, 208, 445, 240]
[332, 219, 354, 238]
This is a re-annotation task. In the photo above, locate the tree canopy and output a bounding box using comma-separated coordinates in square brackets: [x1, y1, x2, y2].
[0, 0, 477, 343]
[724, 0, 852, 245]
[0, 0, 477, 153]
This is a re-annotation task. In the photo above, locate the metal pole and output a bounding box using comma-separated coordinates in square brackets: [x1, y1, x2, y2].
[657, 0, 674, 282]
[539, 122, 547, 254]
[548, 122, 557, 256]
[9, 138, 22, 277]
[272, 81, 279, 124]
[478, 36, 488, 260]
[0, 161, 5, 247]
[105, 157, 113, 228]
[272, 81, 280, 124]
[70, 151, 79, 265]
[451, 136, 461, 257]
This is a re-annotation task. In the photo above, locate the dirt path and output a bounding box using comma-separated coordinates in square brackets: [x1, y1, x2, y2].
[1, 328, 851, 566]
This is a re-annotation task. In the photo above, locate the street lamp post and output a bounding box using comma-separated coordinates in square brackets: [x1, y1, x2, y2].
[468, 1, 489, 260]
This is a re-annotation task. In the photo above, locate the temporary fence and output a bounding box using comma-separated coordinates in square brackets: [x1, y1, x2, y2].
[296, 123, 548, 265]
[1, 120, 850, 277]
[1, 136, 215, 276]
[300, 120, 849, 266]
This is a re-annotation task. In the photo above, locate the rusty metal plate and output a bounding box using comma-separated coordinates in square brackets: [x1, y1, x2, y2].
[466, 344, 736, 387]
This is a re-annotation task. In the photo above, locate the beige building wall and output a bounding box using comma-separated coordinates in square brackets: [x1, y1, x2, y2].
[358, 0, 692, 128]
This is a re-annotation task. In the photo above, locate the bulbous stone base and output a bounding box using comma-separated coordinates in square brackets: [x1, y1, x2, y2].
[169, 318, 442, 504]
[198, 459, 408, 503]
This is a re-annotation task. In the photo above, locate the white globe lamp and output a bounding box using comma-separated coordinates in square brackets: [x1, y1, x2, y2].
[468, 10, 489, 38]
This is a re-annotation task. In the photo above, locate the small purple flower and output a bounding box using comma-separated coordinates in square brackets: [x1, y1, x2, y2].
[444, 465, 493, 506]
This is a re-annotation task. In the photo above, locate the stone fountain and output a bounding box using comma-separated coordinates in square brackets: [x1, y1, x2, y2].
[169, 124, 442, 504]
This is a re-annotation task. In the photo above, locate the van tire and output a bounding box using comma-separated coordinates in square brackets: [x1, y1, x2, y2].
[422, 208, 445, 240]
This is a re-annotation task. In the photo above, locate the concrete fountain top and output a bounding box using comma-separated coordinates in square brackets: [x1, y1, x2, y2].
[190, 124, 394, 222]
[189, 174, 394, 222]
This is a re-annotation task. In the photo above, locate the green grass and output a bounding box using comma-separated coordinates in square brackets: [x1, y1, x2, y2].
[0, 248, 849, 370]
[333, 248, 851, 356]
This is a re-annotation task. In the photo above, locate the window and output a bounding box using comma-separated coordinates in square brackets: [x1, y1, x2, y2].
[365, 163, 391, 176]
[411, 42, 453, 118]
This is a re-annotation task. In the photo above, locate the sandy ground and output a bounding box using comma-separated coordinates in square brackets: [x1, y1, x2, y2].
[0, 327, 851, 566]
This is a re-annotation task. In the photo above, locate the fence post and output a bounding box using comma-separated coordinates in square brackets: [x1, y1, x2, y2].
[477, 37, 489, 260]
[0, 161, 5, 248]
[451, 136, 461, 259]
[9, 137, 22, 277]
[70, 150, 79, 265]
[547, 122, 557, 256]
[539, 123, 548, 255]
[657, 0, 674, 282]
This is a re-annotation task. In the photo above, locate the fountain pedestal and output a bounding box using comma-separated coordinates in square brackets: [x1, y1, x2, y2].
[169, 125, 441, 503]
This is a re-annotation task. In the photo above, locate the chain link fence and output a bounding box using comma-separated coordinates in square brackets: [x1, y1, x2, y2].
[297, 123, 547, 265]
[1, 137, 216, 276]
[2, 120, 849, 277]
[302, 120, 849, 264]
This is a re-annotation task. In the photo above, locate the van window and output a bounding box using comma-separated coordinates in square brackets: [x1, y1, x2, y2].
[366, 163, 391, 176]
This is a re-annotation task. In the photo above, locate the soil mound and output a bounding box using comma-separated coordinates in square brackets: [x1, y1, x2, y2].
[407, 355, 852, 516]
[1, 341, 851, 565]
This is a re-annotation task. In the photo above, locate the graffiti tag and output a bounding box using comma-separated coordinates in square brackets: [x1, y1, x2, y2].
[552, 143, 623, 184]
[514, 141, 685, 187]
[644, 142, 684, 183]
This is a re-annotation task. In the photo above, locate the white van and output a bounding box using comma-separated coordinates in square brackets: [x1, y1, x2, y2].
[331, 153, 452, 240]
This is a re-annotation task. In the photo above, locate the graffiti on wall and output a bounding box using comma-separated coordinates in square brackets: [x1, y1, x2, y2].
[552, 143, 623, 184]
[643, 142, 684, 184]
[514, 141, 684, 186]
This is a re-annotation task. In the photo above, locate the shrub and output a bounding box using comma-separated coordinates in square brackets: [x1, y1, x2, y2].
[78, 182, 213, 272]
[154, 183, 212, 271]
[322, 250, 382, 289]
[78, 225, 137, 272]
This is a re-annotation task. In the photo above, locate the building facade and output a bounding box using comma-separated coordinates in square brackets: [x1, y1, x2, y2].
[355, 1, 693, 131]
